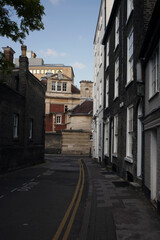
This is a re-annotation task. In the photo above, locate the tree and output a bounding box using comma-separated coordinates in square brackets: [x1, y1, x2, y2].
[0, 0, 45, 71]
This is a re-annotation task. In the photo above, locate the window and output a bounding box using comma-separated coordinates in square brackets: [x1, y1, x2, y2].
[13, 114, 19, 138]
[106, 76, 109, 108]
[149, 47, 159, 98]
[56, 115, 61, 124]
[33, 69, 36, 74]
[30, 70, 33, 73]
[65, 105, 68, 112]
[51, 81, 56, 91]
[41, 69, 45, 74]
[63, 82, 67, 92]
[127, 29, 133, 84]
[113, 115, 118, 154]
[99, 80, 102, 106]
[106, 39, 110, 68]
[29, 119, 33, 140]
[37, 70, 40, 74]
[127, 0, 133, 19]
[57, 82, 61, 91]
[126, 105, 133, 159]
[114, 57, 119, 98]
[104, 118, 110, 156]
[115, 11, 119, 48]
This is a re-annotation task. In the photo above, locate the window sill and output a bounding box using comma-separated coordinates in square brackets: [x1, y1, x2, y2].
[124, 156, 133, 163]
[105, 65, 109, 72]
[125, 79, 133, 88]
[112, 153, 118, 158]
[149, 91, 159, 102]
[114, 44, 119, 53]
[126, 10, 133, 26]
[113, 96, 118, 101]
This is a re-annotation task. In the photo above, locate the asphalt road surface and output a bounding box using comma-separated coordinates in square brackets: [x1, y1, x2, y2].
[0, 155, 88, 240]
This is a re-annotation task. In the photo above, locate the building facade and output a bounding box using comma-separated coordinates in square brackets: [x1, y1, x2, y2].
[0, 46, 45, 173]
[139, 1, 160, 209]
[93, 0, 157, 183]
[93, 0, 114, 162]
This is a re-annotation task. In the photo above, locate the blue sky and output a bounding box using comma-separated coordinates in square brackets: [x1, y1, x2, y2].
[1, 0, 100, 87]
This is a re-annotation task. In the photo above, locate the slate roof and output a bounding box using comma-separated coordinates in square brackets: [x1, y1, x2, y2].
[71, 84, 80, 94]
[71, 99, 93, 115]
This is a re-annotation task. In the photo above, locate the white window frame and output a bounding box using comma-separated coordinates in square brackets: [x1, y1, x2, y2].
[56, 115, 61, 124]
[106, 76, 109, 108]
[127, 29, 134, 84]
[13, 114, 19, 138]
[63, 82, 67, 92]
[127, 0, 134, 19]
[106, 38, 110, 68]
[113, 114, 118, 155]
[57, 82, 61, 91]
[104, 118, 110, 156]
[114, 57, 119, 98]
[149, 47, 159, 98]
[99, 80, 102, 106]
[126, 105, 133, 160]
[51, 81, 56, 91]
[115, 10, 119, 48]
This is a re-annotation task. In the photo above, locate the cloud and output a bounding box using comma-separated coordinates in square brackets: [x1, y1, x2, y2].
[72, 62, 86, 69]
[40, 49, 66, 57]
[49, 0, 60, 5]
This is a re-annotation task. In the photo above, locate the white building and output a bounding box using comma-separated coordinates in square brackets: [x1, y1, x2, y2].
[93, 0, 114, 162]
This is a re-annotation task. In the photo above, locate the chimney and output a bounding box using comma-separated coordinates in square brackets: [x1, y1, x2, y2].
[19, 45, 28, 71]
[2, 46, 15, 63]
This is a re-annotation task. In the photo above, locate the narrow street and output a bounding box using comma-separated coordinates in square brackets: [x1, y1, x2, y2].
[1, 155, 160, 240]
[0, 155, 88, 240]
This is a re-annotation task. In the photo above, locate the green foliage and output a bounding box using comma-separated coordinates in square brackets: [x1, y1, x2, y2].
[0, 0, 45, 72]
[0, 0, 45, 43]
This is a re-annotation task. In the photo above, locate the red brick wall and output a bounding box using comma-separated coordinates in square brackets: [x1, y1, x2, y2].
[55, 124, 66, 131]
[50, 104, 64, 113]
[45, 115, 53, 132]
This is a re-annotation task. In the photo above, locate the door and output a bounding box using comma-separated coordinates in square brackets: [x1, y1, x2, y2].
[150, 130, 157, 201]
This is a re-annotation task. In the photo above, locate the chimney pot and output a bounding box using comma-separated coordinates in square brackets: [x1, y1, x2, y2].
[21, 45, 27, 57]
[2, 46, 15, 63]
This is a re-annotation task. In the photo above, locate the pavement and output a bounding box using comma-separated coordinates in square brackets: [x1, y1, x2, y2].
[80, 157, 160, 240]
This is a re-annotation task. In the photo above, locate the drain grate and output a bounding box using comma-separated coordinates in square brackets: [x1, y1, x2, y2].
[112, 181, 129, 187]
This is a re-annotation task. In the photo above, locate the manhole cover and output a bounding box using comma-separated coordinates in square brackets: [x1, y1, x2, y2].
[112, 181, 129, 187]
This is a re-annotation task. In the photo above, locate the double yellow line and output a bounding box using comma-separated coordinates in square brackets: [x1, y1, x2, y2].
[53, 159, 85, 240]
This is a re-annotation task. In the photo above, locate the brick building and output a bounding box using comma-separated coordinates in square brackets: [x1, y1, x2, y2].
[93, 0, 157, 182]
[0, 46, 45, 173]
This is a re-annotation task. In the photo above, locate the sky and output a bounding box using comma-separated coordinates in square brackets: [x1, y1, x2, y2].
[1, 0, 100, 87]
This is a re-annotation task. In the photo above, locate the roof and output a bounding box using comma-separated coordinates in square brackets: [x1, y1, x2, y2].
[71, 99, 93, 115]
[71, 84, 80, 94]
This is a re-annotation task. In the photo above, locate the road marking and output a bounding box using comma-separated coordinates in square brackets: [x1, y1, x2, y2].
[31, 178, 35, 181]
[11, 188, 17, 193]
[53, 159, 83, 240]
[62, 161, 85, 240]
[37, 175, 41, 178]
[0, 195, 4, 199]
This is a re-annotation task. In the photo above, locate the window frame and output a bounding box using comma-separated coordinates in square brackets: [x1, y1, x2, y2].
[57, 82, 61, 92]
[63, 82, 67, 92]
[126, 105, 134, 160]
[149, 47, 159, 99]
[127, 0, 134, 19]
[114, 57, 119, 98]
[51, 81, 56, 91]
[127, 28, 134, 84]
[13, 113, 19, 139]
[106, 76, 109, 108]
[104, 118, 110, 156]
[56, 115, 61, 124]
[113, 114, 118, 155]
[115, 10, 120, 48]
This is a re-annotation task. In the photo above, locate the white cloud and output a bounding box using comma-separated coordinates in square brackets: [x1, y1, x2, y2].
[72, 62, 86, 69]
[49, 0, 60, 5]
[40, 49, 66, 57]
